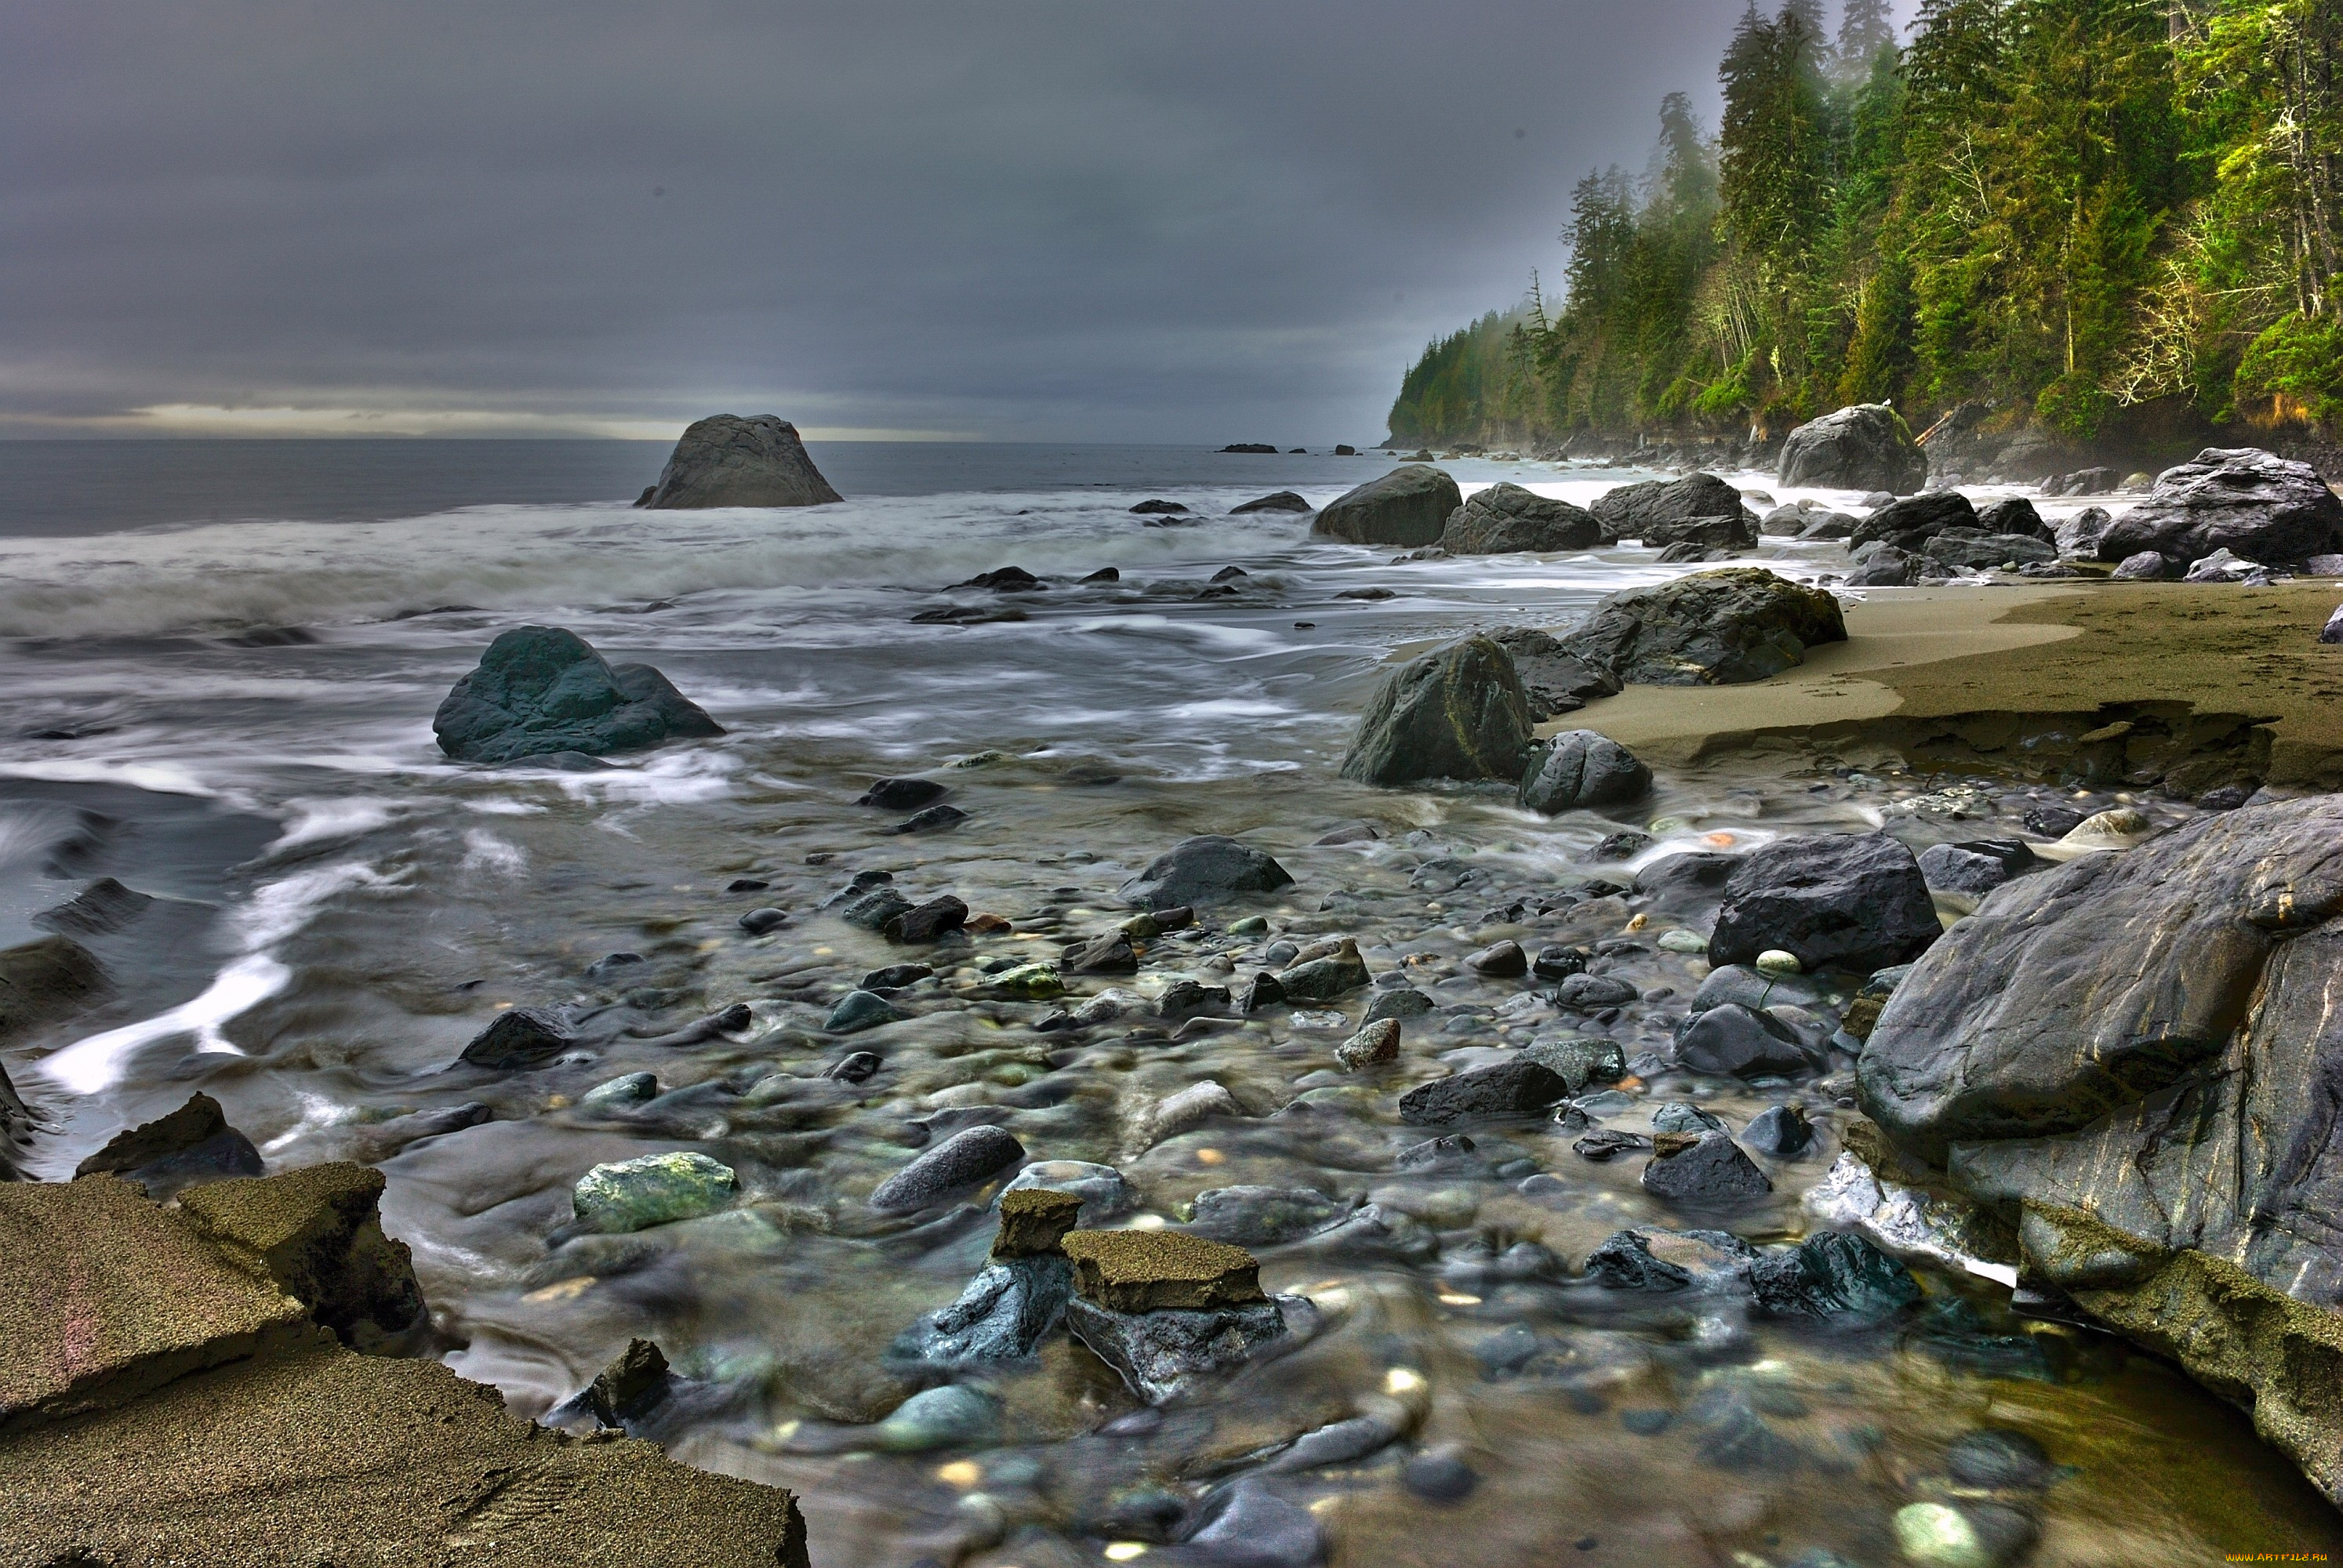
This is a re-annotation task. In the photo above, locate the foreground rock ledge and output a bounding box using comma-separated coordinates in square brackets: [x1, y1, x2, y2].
[0, 1168, 809, 1566]
[1857, 793, 2343, 1506]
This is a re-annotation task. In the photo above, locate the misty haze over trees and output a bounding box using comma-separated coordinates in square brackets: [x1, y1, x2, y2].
[1386, 0, 2341, 455]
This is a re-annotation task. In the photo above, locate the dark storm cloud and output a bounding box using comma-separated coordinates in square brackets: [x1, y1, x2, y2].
[0, 2, 1882, 442]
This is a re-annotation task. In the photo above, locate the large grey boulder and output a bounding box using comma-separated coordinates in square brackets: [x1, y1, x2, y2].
[1851, 491, 1977, 550]
[641, 415, 841, 509]
[433, 626, 723, 764]
[1855, 796, 2343, 1502]
[2054, 506, 2114, 559]
[1518, 730, 1650, 813]
[1120, 836, 1293, 909]
[1339, 636, 1533, 786]
[1313, 465, 1461, 547]
[1440, 484, 1600, 554]
[1708, 832, 1938, 974]
[1556, 568, 1847, 687]
[1589, 474, 1756, 547]
[1922, 528, 2059, 572]
[1777, 404, 1927, 494]
[2096, 448, 2343, 568]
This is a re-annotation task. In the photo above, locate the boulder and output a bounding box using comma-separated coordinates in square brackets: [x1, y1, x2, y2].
[1748, 1231, 1919, 1322]
[1851, 491, 1977, 550]
[433, 626, 722, 764]
[1397, 1059, 1571, 1124]
[1312, 465, 1461, 548]
[1674, 1004, 1811, 1079]
[1440, 483, 1600, 554]
[0, 935, 105, 1045]
[1119, 836, 1294, 909]
[1917, 839, 2035, 897]
[1233, 491, 1312, 514]
[1845, 545, 1918, 586]
[1921, 528, 2059, 572]
[1556, 568, 1847, 687]
[2054, 505, 2114, 558]
[74, 1093, 263, 1200]
[1709, 833, 1938, 974]
[1484, 626, 1622, 718]
[1974, 497, 2051, 539]
[1339, 636, 1534, 786]
[1854, 795, 2343, 1501]
[1517, 730, 1651, 813]
[641, 415, 841, 509]
[459, 1007, 576, 1069]
[1589, 474, 1756, 546]
[2095, 448, 2343, 568]
[2112, 550, 2170, 581]
[1777, 404, 1927, 494]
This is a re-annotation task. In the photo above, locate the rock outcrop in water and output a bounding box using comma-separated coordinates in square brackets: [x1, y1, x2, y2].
[1556, 568, 1846, 687]
[1857, 795, 2343, 1503]
[1776, 404, 1927, 494]
[1709, 832, 1939, 975]
[1311, 464, 1460, 547]
[1518, 729, 1650, 813]
[1339, 635, 1534, 786]
[434, 626, 724, 764]
[2094, 448, 2343, 570]
[0, 1166, 810, 1563]
[640, 414, 841, 509]
[1440, 483, 1600, 554]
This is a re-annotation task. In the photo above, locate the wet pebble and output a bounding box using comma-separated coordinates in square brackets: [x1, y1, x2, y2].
[737, 907, 789, 935]
[1004, 1159, 1138, 1221]
[870, 1125, 1027, 1213]
[1466, 939, 1527, 978]
[1744, 1103, 1814, 1156]
[826, 989, 906, 1033]
[1335, 1018, 1400, 1070]
[1400, 1445, 1480, 1504]
[872, 1385, 1002, 1451]
[578, 1071, 659, 1109]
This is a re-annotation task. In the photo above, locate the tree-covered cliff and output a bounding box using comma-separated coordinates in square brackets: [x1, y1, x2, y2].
[1387, 0, 2340, 452]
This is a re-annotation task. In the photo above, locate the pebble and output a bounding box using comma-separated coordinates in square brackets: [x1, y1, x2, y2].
[861, 963, 932, 989]
[459, 1007, 576, 1069]
[887, 804, 968, 835]
[1553, 973, 1636, 1010]
[991, 961, 1063, 998]
[1743, 1104, 1813, 1156]
[1754, 949, 1802, 976]
[1364, 986, 1435, 1024]
[1943, 1428, 2055, 1490]
[1532, 944, 1589, 981]
[1466, 939, 1527, 978]
[1400, 1445, 1480, 1503]
[737, 907, 789, 935]
[572, 1151, 739, 1233]
[870, 1125, 1027, 1213]
[825, 1051, 882, 1083]
[1640, 1134, 1773, 1203]
[578, 1071, 659, 1110]
[1656, 928, 1707, 953]
[858, 777, 949, 811]
[1399, 1060, 1571, 1125]
[872, 1385, 1003, 1452]
[1182, 1481, 1323, 1566]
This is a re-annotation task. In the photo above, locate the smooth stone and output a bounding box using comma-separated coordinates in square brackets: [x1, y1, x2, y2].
[1398, 1059, 1572, 1125]
[1518, 730, 1652, 813]
[1553, 973, 1636, 1009]
[870, 1126, 1027, 1214]
[1233, 490, 1313, 514]
[1753, 949, 1801, 977]
[826, 990, 905, 1034]
[1121, 836, 1294, 910]
[857, 777, 946, 810]
[1466, 940, 1527, 978]
[1585, 1226, 1756, 1291]
[1675, 1004, 1811, 1079]
[1709, 833, 1938, 974]
[1742, 1104, 1814, 1156]
[861, 963, 932, 989]
[837, 886, 916, 931]
[885, 895, 968, 943]
[872, 1385, 1003, 1452]
[2095, 447, 2343, 568]
[990, 961, 1063, 998]
[1519, 1033, 1626, 1091]
[1182, 1478, 1324, 1566]
[1064, 1296, 1293, 1406]
[1944, 1428, 2056, 1490]
[1364, 986, 1435, 1024]
[887, 804, 968, 835]
[737, 907, 789, 935]
[1185, 1185, 1342, 1247]
[572, 1152, 739, 1234]
[459, 1007, 576, 1069]
[1157, 979, 1233, 1020]
[1640, 1134, 1773, 1204]
[1003, 1160, 1139, 1222]
[1068, 930, 1141, 973]
[1532, 944, 1589, 982]
[578, 1072, 660, 1110]
[1749, 1231, 1919, 1321]
[1400, 1446, 1480, 1504]
[1277, 940, 1371, 1001]
[1652, 1102, 1726, 1134]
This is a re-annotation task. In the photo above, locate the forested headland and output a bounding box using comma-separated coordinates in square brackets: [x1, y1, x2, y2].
[1386, 0, 2341, 470]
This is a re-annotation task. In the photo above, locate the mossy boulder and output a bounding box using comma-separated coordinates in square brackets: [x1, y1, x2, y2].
[1339, 635, 1534, 786]
[433, 626, 723, 764]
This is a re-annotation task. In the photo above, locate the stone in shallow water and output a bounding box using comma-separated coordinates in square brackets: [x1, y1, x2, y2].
[1585, 1227, 1756, 1292]
[1120, 835, 1294, 910]
[1277, 939, 1371, 1000]
[825, 989, 904, 1034]
[432, 626, 722, 764]
[1944, 1428, 2056, 1490]
[1640, 1134, 1773, 1204]
[1184, 1186, 1341, 1247]
[1675, 1003, 1811, 1079]
[871, 1384, 1004, 1451]
[459, 1007, 576, 1069]
[1334, 1018, 1400, 1070]
[1062, 1229, 1266, 1312]
[572, 1152, 739, 1234]
[1520, 1033, 1625, 1091]
[888, 1254, 1075, 1367]
[73, 1092, 263, 1201]
[1399, 1059, 1572, 1126]
[1182, 1478, 1325, 1565]
[1003, 1160, 1138, 1221]
[870, 1126, 1026, 1214]
[1749, 1230, 1920, 1322]
[1063, 1295, 1293, 1406]
[1364, 985, 1433, 1024]
[1743, 1104, 1814, 1156]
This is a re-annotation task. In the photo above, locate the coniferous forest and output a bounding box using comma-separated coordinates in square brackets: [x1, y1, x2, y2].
[1386, 0, 2341, 461]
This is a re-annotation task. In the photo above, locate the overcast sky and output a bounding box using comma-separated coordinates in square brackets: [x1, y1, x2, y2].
[1, 2, 1913, 445]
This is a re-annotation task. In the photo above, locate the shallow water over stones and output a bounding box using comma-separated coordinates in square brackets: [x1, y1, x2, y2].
[0, 457, 2335, 1564]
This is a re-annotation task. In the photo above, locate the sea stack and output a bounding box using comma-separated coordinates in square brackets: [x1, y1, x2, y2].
[640, 415, 842, 509]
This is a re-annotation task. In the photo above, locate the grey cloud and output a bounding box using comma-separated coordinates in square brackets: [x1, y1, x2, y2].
[0, 1, 1907, 441]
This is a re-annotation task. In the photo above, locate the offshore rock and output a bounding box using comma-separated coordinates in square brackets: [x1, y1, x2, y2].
[641, 414, 841, 509]
[1709, 833, 1939, 975]
[433, 626, 722, 764]
[1857, 794, 2343, 1503]
[1777, 404, 1927, 494]
[1440, 483, 1600, 554]
[1339, 635, 1534, 785]
[1312, 464, 1462, 548]
[1557, 568, 1846, 687]
[2095, 448, 2343, 568]
[1518, 729, 1651, 813]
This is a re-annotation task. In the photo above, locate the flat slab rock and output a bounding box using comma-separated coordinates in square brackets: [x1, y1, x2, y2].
[1062, 1229, 1266, 1313]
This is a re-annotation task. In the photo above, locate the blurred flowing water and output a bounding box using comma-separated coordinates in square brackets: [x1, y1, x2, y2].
[0, 439, 2331, 1566]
